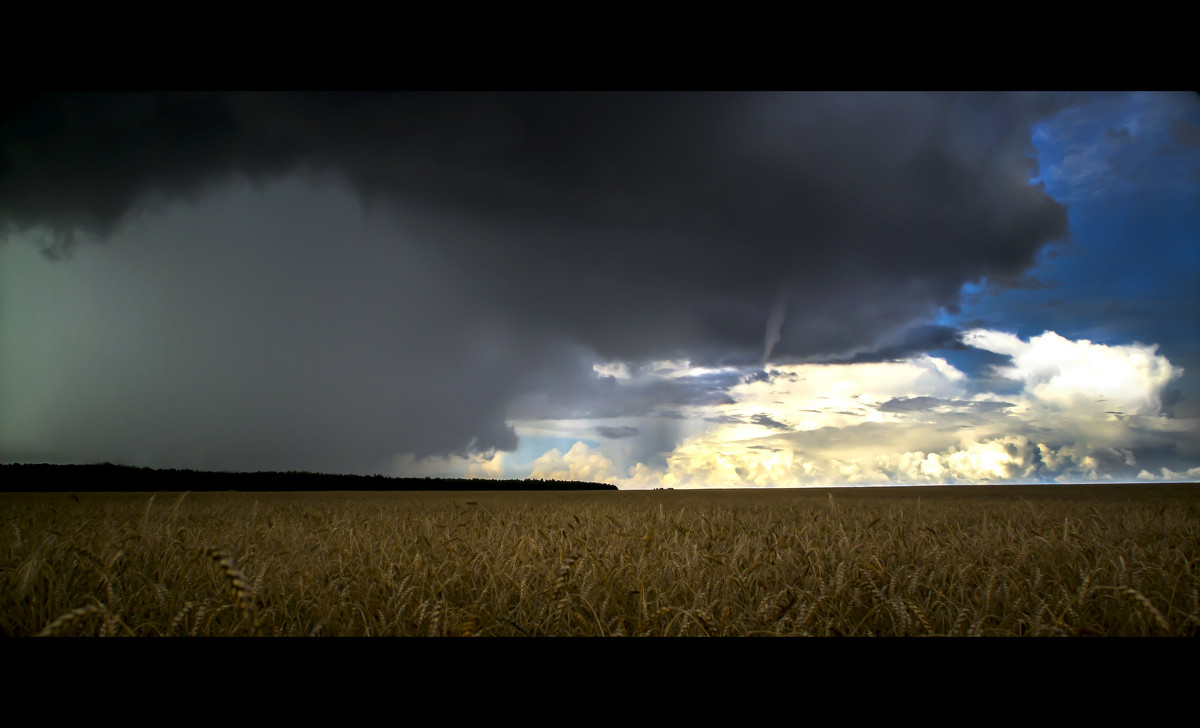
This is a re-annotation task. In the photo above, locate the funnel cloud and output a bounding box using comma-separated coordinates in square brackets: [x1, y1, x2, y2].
[763, 290, 789, 366]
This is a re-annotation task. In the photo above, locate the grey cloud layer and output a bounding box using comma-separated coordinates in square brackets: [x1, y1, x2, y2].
[877, 396, 1016, 413]
[1, 93, 1070, 360]
[1, 93, 1074, 468]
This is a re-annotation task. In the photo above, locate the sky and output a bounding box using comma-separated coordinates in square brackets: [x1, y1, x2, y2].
[1, 91, 1197, 488]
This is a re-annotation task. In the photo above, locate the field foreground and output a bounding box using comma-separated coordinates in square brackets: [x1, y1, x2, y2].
[3, 484, 1199, 636]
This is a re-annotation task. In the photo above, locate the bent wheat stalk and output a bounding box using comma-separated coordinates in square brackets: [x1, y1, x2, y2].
[200, 546, 260, 633]
[38, 604, 109, 637]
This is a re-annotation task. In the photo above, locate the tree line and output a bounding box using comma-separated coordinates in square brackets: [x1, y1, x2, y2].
[0, 463, 618, 493]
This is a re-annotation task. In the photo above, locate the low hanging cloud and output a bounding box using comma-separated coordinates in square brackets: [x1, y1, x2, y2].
[487, 329, 1198, 488]
[876, 396, 1016, 414]
[389, 449, 508, 480]
[595, 425, 641, 439]
[1138, 465, 1200, 481]
[528, 442, 621, 485]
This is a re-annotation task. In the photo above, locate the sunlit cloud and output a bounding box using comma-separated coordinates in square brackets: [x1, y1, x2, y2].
[962, 329, 1181, 416]
[1137, 465, 1200, 481]
[466, 450, 507, 479]
[389, 450, 508, 480]
[528, 442, 621, 485]
[592, 362, 631, 380]
[494, 329, 1199, 488]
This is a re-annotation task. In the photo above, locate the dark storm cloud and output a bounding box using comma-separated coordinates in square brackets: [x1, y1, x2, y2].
[625, 416, 686, 471]
[0, 93, 307, 258]
[1, 179, 528, 471]
[595, 425, 640, 439]
[838, 325, 966, 363]
[508, 362, 739, 421]
[1, 92, 1074, 465]
[1, 92, 1070, 356]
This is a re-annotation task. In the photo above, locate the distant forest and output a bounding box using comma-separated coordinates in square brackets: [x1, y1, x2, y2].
[0, 463, 617, 493]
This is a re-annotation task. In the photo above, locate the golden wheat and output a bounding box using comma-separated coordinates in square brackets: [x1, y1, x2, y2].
[2, 486, 1199, 636]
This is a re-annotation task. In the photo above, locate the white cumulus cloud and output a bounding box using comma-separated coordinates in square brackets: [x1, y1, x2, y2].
[529, 442, 621, 484]
[962, 329, 1181, 416]
[1137, 465, 1200, 481]
[491, 330, 1199, 488]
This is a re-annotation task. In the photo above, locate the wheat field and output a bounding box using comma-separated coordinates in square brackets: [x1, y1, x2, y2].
[3, 485, 1198, 636]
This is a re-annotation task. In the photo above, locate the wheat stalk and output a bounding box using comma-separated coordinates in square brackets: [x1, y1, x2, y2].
[200, 546, 260, 633]
[38, 604, 109, 637]
[1106, 586, 1170, 633]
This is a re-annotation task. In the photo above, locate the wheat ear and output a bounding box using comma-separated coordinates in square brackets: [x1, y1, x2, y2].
[200, 547, 259, 632]
[38, 604, 109, 637]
